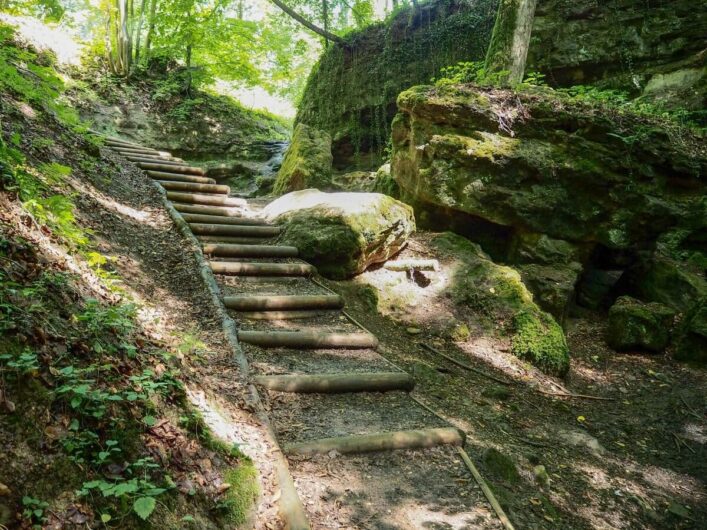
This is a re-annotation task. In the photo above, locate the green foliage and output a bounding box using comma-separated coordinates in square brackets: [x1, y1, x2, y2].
[220, 462, 259, 525]
[21, 496, 49, 525]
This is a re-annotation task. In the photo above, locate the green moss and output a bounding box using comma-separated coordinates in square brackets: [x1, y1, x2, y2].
[484, 0, 519, 80]
[222, 460, 259, 526]
[483, 447, 520, 483]
[274, 123, 333, 194]
[511, 310, 570, 376]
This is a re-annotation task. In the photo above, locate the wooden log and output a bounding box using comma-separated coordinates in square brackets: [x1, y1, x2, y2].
[197, 235, 270, 245]
[204, 244, 297, 258]
[239, 310, 334, 320]
[114, 147, 163, 156]
[237, 330, 378, 349]
[384, 259, 440, 272]
[126, 155, 183, 164]
[224, 294, 343, 311]
[285, 427, 465, 456]
[106, 138, 142, 148]
[254, 372, 414, 393]
[172, 203, 245, 217]
[147, 171, 215, 184]
[139, 162, 204, 175]
[190, 223, 280, 237]
[166, 192, 244, 207]
[210, 261, 315, 277]
[158, 181, 230, 195]
[181, 213, 267, 225]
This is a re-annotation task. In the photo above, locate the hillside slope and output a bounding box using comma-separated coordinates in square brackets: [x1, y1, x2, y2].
[0, 22, 271, 529]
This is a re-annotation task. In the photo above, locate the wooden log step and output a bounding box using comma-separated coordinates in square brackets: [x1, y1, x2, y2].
[138, 162, 204, 175]
[209, 262, 315, 277]
[239, 310, 334, 320]
[190, 223, 280, 237]
[126, 155, 184, 164]
[224, 294, 343, 311]
[237, 330, 378, 349]
[106, 139, 142, 148]
[203, 244, 297, 258]
[197, 235, 270, 245]
[112, 146, 163, 154]
[285, 427, 464, 456]
[181, 213, 267, 225]
[172, 203, 245, 217]
[158, 181, 230, 194]
[147, 171, 215, 184]
[253, 372, 414, 393]
[166, 192, 244, 207]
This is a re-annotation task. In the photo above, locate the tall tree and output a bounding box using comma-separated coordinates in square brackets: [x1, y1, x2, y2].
[484, 0, 537, 85]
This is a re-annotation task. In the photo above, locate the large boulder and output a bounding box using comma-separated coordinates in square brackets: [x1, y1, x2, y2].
[607, 296, 676, 353]
[263, 190, 415, 279]
[433, 233, 570, 376]
[273, 124, 333, 194]
[392, 84, 706, 253]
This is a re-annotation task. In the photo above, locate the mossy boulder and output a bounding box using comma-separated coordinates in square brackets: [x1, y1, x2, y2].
[607, 296, 676, 353]
[273, 124, 333, 194]
[673, 298, 707, 363]
[392, 84, 706, 253]
[263, 189, 415, 279]
[433, 233, 570, 376]
[331, 170, 377, 192]
[627, 255, 707, 312]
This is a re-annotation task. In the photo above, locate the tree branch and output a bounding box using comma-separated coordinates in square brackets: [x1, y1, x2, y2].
[269, 0, 345, 44]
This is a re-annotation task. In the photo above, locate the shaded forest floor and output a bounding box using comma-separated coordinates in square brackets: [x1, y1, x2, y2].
[317, 233, 707, 529]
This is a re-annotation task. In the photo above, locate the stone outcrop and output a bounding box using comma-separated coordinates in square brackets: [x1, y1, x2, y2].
[263, 190, 415, 279]
[434, 233, 570, 376]
[392, 84, 706, 255]
[607, 296, 676, 353]
[273, 124, 333, 194]
[528, 0, 707, 113]
[296, 0, 499, 171]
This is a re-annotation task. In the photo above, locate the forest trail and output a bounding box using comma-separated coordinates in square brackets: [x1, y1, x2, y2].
[103, 137, 507, 530]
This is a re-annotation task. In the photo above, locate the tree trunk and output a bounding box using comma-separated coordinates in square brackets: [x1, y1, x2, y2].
[322, 0, 329, 49]
[484, 0, 537, 85]
[133, 0, 148, 63]
[116, 0, 131, 75]
[269, 0, 344, 44]
[144, 0, 157, 60]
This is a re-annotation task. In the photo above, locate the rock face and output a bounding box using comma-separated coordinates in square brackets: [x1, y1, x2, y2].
[607, 296, 676, 353]
[273, 124, 333, 194]
[296, 0, 499, 171]
[528, 0, 707, 113]
[392, 85, 706, 254]
[263, 190, 415, 279]
[297, 0, 705, 171]
[434, 233, 570, 376]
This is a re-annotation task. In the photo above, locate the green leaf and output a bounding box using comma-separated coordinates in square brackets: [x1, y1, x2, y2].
[143, 415, 156, 427]
[133, 496, 156, 520]
[101, 513, 112, 523]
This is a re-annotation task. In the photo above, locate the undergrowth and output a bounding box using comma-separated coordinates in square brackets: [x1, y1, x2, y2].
[0, 22, 255, 528]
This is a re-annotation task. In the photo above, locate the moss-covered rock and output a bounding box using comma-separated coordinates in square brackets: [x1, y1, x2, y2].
[263, 189, 415, 279]
[273, 124, 333, 194]
[607, 296, 676, 353]
[392, 84, 706, 254]
[627, 255, 707, 312]
[433, 233, 570, 376]
[331, 170, 377, 192]
[673, 298, 707, 363]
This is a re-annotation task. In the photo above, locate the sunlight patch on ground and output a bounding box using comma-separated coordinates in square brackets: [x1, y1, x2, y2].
[0, 14, 82, 66]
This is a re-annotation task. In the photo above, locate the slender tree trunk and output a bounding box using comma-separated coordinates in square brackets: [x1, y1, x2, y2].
[484, 0, 537, 85]
[322, 0, 329, 49]
[269, 0, 344, 44]
[185, 44, 193, 96]
[144, 0, 157, 60]
[116, 0, 131, 76]
[133, 0, 148, 63]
